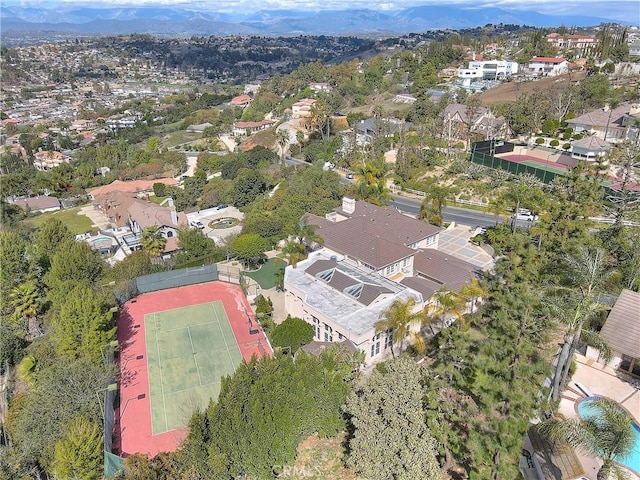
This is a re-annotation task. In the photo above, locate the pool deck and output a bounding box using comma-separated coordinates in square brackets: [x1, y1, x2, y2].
[558, 353, 640, 479]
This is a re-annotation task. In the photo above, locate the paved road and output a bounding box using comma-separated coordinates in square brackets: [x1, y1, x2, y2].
[390, 195, 501, 228]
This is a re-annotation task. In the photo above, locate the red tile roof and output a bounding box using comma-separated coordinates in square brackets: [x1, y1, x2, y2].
[530, 57, 567, 64]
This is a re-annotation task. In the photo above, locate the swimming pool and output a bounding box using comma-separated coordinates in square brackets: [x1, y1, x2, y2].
[577, 397, 640, 476]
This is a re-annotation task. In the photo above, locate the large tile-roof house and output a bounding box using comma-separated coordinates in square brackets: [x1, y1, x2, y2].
[527, 57, 569, 77]
[600, 289, 640, 378]
[93, 190, 187, 255]
[284, 198, 482, 365]
[566, 103, 640, 144]
[292, 98, 316, 119]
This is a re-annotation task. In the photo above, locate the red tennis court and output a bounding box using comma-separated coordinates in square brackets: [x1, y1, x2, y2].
[113, 281, 271, 458]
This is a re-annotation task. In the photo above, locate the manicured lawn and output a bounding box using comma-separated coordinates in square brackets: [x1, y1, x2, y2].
[23, 207, 96, 235]
[243, 257, 285, 290]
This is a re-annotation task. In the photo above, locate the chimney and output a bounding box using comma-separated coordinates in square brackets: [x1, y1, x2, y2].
[170, 209, 178, 226]
[342, 197, 356, 215]
[168, 197, 174, 207]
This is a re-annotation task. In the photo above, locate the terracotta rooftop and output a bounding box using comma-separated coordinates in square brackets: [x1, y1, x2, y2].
[530, 56, 567, 63]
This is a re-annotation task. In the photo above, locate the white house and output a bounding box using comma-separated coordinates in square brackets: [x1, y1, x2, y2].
[457, 60, 519, 86]
[284, 198, 482, 365]
[527, 57, 569, 77]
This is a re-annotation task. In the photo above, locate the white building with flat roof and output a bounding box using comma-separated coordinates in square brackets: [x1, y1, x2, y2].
[457, 60, 519, 86]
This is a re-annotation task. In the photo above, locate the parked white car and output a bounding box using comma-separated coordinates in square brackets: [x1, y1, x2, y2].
[511, 209, 538, 222]
[190, 220, 205, 229]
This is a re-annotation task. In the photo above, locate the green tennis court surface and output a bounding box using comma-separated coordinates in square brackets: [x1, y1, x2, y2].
[145, 301, 242, 434]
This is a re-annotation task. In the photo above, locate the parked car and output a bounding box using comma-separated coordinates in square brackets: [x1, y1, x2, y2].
[190, 220, 205, 229]
[511, 209, 538, 222]
[215, 203, 228, 210]
[346, 172, 354, 179]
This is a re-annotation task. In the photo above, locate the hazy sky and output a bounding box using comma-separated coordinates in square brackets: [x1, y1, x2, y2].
[6, 0, 640, 22]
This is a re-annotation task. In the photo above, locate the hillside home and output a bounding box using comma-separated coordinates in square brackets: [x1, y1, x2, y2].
[33, 150, 70, 171]
[457, 60, 518, 86]
[284, 198, 481, 365]
[12, 195, 61, 213]
[232, 119, 276, 136]
[546, 33, 598, 57]
[230, 94, 252, 107]
[444, 103, 510, 144]
[566, 103, 640, 144]
[93, 190, 187, 255]
[356, 117, 411, 145]
[309, 82, 332, 93]
[527, 57, 569, 77]
[291, 98, 316, 119]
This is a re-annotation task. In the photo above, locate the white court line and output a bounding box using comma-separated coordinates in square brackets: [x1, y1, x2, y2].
[187, 326, 203, 386]
[163, 380, 222, 397]
[212, 303, 237, 369]
[162, 320, 218, 333]
[153, 313, 169, 433]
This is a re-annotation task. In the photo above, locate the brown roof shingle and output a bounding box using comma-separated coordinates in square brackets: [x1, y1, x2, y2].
[413, 249, 481, 292]
[601, 289, 640, 358]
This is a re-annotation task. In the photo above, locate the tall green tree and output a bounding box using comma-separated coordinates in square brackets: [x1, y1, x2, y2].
[232, 233, 270, 269]
[51, 282, 116, 362]
[44, 239, 105, 290]
[537, 397, 635, 480]
[548, 246, 615, 401]
[344, 357, 441, 480]
[52, 416, 103, 480]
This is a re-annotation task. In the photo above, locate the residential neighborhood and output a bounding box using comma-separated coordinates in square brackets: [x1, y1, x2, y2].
[1, 14, 639, 480]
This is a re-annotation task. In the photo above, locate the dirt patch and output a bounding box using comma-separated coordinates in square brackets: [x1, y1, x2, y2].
[480, 72, 585, 106]
[278, 433, 361, 480]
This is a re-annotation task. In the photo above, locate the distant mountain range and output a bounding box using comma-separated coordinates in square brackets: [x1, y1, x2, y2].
[0, 4, 628, 37]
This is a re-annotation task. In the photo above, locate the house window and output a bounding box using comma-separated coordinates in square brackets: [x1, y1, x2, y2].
[619, 355, 640, 378]
[324, 323, 333, 342]
[338, 332, 344, 341]
[312, 317, 320, 339]
[425, 236, 435, 246]
[384, 330, 393, 350]
[385, 264, 394, 276]
[166, 230, 173, 238]
[370, 333, 381, 357]
[402, 258, 410, 268]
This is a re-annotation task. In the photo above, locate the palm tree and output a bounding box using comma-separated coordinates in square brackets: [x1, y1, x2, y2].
[375, 297, 424, 358]
[9, 281, 42, 338]
[294, 217, 323, 251]
[549, 246, 616, 401]
[275, 127, 289, 167]
[459, 278, 486, 314]
[484, 197, 509, 227]
[355, 159, 390, 206]
[277, 240, 306, 268]
[425, 289, 467, 332]
[537, 397, 635, 480]
[140, 226, 167, 260]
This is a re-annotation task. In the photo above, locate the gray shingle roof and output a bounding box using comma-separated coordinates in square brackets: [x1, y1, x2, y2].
[601, 289, 640, 358]
[412, 249, 481, 292]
